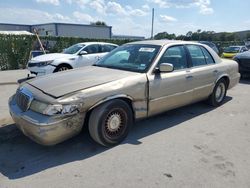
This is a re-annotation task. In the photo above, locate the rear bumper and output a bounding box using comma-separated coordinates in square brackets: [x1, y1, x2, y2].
[9, 95, 85, 145]
[228, 73, 240, 89]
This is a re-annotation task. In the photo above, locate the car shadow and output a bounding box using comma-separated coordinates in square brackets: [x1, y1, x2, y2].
[0, 97, 232, 179]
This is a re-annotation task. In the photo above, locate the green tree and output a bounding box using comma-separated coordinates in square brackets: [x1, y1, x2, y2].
[246, 32, 250, 40]
[226, 33, 236, 41]
[154, 32, 176, 40]
[219, 33, 226, 41]
[90, 21, 107, 26]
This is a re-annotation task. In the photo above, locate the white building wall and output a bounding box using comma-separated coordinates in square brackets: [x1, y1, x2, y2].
[0, 24, 31, 32]
[31, 24, 56, 36]
[57, 24, 111, 39]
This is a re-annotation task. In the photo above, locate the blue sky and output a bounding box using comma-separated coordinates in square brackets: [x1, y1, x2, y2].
[0, 0, 249, 37]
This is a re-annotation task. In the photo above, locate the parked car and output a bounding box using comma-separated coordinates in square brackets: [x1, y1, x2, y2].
[27, 42, 118, 76]
[9, 40, 240, 146]
[233, 51, 250, 75]
[222, 46, 248, 59]
[198, 41, 219, 54]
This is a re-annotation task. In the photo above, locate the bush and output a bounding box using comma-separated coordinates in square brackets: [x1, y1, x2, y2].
[0, 34, 132, 70]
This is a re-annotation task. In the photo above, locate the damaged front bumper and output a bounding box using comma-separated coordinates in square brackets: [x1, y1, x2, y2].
[8, 96, 85, 146]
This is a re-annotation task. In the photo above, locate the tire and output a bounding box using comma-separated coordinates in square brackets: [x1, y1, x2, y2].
[54, 64, 71, 72]
[88, 99, 133, 147]
[208, 79, 227, 107]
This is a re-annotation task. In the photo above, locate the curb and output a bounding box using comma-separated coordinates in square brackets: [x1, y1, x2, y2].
[0, 82, 18, 86]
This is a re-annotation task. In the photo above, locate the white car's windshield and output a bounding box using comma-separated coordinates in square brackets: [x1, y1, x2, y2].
[63, 44, 85, 54]
[94, 44, 161, 73]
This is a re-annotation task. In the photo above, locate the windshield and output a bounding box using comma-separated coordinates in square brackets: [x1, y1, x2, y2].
[63, 44, 85, 54]
[94, 44, 161, 73]
[224, 47, 240, 53]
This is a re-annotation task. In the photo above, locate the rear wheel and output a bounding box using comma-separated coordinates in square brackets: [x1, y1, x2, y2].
[208, 79, 227, 107]
[88, 99, 133, 146]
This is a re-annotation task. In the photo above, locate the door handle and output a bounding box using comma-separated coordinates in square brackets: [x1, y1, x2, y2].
[186, 75, 193, 80]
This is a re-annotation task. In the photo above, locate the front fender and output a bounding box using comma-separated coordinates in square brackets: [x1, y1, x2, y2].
[89, 94, 134, 111]
[88, 94, 147, 120]
[51, 58, 75, 68]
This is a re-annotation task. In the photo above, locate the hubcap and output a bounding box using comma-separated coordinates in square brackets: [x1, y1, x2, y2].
[104, 109, 126, 139]
[215, 83, 225, 102]
[108, 113, 121, 131]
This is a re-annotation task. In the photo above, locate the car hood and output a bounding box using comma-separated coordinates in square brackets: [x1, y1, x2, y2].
[30, 53, 75, 62]
[235, 51, 250, 58]
[27, 66, 140, 98]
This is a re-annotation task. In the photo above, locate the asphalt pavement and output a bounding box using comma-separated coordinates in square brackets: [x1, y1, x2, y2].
[0, 70, 250, 188]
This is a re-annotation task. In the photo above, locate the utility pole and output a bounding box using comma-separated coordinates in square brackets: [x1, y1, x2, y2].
[151, 8, 154, 39]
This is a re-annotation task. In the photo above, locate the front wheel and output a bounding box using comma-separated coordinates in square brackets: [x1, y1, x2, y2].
[88, 99, 133, 147]
[208, 79, 227, 107]
[54, 64, 71, 72]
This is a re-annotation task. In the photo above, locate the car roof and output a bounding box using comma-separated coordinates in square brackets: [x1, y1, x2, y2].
[77, 42, 118, 46]
[127, 40, 206, 46]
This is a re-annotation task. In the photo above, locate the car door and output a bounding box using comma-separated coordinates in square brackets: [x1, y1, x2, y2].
[76, 44, 101, 67]
[185, 44, 218, 102]
[148, 45, 194, 116]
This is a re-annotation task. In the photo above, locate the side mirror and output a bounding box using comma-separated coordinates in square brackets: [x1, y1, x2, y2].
[78, 51, 88, 55]
[159, 63, 174, 73]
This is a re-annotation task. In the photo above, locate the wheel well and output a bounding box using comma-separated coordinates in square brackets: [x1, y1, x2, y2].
[220, 76, 230, 89]
[83, 97, 135, 130]
[53, 63, 72, 72]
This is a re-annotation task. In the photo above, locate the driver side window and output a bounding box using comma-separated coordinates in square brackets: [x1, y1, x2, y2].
[158, 45, 188, 70]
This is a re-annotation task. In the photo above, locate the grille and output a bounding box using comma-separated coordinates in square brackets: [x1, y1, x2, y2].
[16, 90, 31, 112]
[28, 62, 38, 67]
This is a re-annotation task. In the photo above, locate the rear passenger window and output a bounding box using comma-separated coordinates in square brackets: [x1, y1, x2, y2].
[186, 45, 206, 67]
[201, 47, 215, 64]
[158, 46, 188, 70]
[84, 44, 100, 54]
[101, 45, 117, 53]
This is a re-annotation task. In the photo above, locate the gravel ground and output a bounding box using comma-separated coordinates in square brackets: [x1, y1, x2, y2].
[0, 78, 250, 188]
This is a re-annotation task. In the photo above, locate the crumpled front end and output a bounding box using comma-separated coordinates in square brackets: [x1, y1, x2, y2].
[8, 92, 85, 146]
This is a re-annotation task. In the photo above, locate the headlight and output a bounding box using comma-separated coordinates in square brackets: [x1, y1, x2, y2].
[30, 100, 79, 116]
[38, 60, 53, 67]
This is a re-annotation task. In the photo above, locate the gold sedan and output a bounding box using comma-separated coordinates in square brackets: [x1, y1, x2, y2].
[9, 40, 240, 146]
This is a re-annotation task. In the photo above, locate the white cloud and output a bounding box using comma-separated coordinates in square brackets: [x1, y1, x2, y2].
[147, 0, 170, 8]
[160, 15, 177, 22]
[66, 0, 90, 9]
[68, 0, 148, 17]
[0, 8, 73, 24]
[106, 1, 127, 16]
[73, 11, 95, 23]
[148, 0, 214, 15]
[89, 0, 106, 14]
[129, 9, 148, 16]
[111, 17, 150, 36]
[36, 0, 60, 6]
[199, 5, 213, 14]
[142, 4, 150, 10]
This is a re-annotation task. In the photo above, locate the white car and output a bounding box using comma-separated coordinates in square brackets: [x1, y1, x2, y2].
[27, 42, 118, 76]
